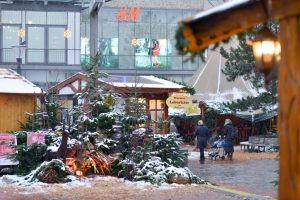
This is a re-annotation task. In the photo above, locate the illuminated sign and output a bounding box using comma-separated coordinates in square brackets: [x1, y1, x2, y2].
[166, 94, 192, 109]
[116, 7, 140, 22]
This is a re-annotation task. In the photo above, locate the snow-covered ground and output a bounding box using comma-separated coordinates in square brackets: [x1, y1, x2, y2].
[0, 174, 238, 200]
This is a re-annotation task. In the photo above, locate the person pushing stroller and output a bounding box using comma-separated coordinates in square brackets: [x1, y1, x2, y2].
[223, 118, 236, 160]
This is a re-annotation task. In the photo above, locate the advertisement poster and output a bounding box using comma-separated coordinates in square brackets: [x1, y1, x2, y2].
[0, 134, 18, 165]
[135, 38, 171, 68]
[27, 132, 46, 146]
[98, 38, 119, 68]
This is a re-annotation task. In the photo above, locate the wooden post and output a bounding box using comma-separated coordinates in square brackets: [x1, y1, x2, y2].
[278, 15, 300, 200]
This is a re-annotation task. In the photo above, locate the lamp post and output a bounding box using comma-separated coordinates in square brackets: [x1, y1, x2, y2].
[11, 44, 26, 75]
[12, 27, 26, 75]
[247, 27, 281, 82]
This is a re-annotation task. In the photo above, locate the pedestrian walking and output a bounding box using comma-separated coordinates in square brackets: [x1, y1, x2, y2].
[195, 120, 210, 161]
[223, 118, 236, 160]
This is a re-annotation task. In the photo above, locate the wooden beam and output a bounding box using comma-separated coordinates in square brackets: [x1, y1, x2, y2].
[182, 0, 300, 53]
[278, 15, 300, 200]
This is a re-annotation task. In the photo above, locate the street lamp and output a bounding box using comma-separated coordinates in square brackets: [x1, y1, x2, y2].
[247, 27, 281, 76]
[11, 44, 26, 75]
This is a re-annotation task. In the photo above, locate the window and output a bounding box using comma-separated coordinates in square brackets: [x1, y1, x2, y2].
[47, 12, 67, 25]
[2, 26, 20, 62]
[1, 11, 21, 24]
[149, 99, 165, 134]
[48, 27, 66, 63]
[98, 38, 119, 68]
[27, 26, 45, 63]
[26, 11, 46, 24]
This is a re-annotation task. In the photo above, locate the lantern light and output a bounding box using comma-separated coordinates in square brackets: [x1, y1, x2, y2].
[17, 28, 26, 38]
[75, 170, 83, 176]
[64, 29, 72, 39]
[247, 27, 281, 75]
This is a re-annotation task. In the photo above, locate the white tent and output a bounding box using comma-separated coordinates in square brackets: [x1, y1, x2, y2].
[187, 47, 277, 122]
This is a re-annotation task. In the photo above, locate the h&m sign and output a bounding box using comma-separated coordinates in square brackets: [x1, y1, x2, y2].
[116, 7, 140, 22]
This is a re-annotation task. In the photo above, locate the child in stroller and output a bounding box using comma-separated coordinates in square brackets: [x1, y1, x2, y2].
[208, 135, 225, 160]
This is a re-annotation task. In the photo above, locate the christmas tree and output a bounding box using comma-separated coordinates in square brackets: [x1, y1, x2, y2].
[220, 22, 278, 112]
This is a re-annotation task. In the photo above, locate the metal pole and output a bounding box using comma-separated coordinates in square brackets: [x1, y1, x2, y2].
[16, 58, 22, 75]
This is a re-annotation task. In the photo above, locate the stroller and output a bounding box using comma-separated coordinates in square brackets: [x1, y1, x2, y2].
[208, 136, 225, 160]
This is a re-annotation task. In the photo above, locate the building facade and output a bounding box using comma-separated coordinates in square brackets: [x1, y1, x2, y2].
[0, 1, 81, 89]
[81, 0, 205, 83]
[0, 0, 227, 88]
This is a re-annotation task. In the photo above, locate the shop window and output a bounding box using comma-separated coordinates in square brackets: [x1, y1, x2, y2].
[149, 99, 166, 134]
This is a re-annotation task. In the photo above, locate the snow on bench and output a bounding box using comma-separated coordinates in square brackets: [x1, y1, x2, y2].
[240, 136, 278, 152]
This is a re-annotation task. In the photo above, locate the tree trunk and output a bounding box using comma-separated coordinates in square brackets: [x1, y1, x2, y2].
[279, 15, 300, 200]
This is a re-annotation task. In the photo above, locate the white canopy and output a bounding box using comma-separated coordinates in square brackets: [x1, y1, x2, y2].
[187, 47, 277, 122]
[188, 47, 258, 104]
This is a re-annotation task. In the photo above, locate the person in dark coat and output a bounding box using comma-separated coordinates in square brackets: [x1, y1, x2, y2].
[195, 120, 210, 161]
[223, 118, 235, 160]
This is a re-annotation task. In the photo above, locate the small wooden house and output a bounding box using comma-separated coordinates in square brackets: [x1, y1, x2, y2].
[49, 72, 187, 133]
[0, 69, 43, 133]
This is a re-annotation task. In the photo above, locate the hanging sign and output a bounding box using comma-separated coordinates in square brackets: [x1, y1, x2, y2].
[27, 132, 46, 146]
[166, 94, 192, 109]
[186, 104, 201, 116]
[116, 7, 140, 22]
[167, 93, 201, 116]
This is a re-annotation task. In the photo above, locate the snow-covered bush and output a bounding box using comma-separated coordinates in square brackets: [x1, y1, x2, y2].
[10, 143, 47, 175]
[97, 138, 118, 154]
[153, 133, 187, 167]
[30, 159, 71, 183]
[133, 159, 207, 185]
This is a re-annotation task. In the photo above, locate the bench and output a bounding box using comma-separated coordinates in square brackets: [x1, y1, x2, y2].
[240, 136, 278, 152]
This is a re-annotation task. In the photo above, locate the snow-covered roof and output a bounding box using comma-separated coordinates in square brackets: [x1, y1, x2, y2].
[187, 46, 258, 104]
[0, 68, 43, 94]
[100, 75, 183, 89]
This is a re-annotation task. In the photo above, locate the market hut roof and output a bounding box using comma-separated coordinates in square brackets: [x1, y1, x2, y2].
[0, 68, 43, 94]
[49, 72, 183, 95]
[100, 75, 183, 89]
[179, 0, 296, 53]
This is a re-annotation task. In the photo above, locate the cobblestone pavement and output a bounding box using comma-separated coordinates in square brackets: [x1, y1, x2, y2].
[187, 146, 278, 199]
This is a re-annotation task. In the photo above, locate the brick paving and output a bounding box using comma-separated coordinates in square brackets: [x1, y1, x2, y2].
[187, 146, 278, 199]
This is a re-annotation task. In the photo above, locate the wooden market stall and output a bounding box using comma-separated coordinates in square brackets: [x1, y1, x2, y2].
[0, 69, 43, 133]
[49, 72, 185, 134]
[176, 0, 300, 199]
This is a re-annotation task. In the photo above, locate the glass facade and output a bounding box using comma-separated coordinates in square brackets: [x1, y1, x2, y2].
[0, 10, 78, 64]
[81, 7, 201, 71]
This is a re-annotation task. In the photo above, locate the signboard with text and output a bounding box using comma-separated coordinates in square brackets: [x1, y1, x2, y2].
[27, 132, 46, 146]
[167, 93, 201, 116]
[116, 7, 140, 22]
[166, 94, 192, 109]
